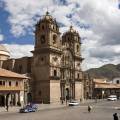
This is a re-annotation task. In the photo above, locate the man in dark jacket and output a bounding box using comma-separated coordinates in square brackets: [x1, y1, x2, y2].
[113, 113, 119, 120]
[88, 105, 92, 113]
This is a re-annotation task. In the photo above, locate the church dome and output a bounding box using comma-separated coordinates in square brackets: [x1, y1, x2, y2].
[68, 26, 79, 34]
[62, 26, 80, 39]
[0, 44, 10, 57]
[37, 11, 58, 25]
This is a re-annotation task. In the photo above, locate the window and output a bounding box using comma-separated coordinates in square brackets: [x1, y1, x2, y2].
[42, 25, 44, 30]
[0, 81, 5, 86]
[9, 81, 11, 86]
[0, 81, 2, 85]
[116, 80, 120, 84]
[53, 35, 57, 44]
[77, 73, 79, 79]
[3, 81, 5, 86]
[41, 35, 45, 44]
[38, 91, 41, 96]
[54, 70, 57, 76]
[41, 57, 44, 62]
[68, 37, 70, 41]
[77, 45, 79, 52]
[16, 81, 18, 86]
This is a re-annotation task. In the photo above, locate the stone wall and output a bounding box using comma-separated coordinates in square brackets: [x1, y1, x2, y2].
[50, 80, 60, 103]
[75, 82, 83, 101]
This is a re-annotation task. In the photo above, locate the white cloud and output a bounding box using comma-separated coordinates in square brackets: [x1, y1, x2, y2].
[0, 34, 4, 41]
[4, 44, 34, 58]
[0, 29, 4, 41]
[1, 0, 120, 70]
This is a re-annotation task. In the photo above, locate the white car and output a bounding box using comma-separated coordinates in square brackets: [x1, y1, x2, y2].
[69, 101, 79, 106]
[107, 95, 117, 101]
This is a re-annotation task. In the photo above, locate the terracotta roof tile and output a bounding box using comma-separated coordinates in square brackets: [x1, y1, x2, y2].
[93, 79, 107, 83]
[95, 83, 120, 88]
[0, 68, 28, 79]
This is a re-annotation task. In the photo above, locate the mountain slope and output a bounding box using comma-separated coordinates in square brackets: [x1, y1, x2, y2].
[86, 64, 120, 80]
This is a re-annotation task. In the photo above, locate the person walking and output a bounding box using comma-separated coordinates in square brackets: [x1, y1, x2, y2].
[6, 104, 9, 112]
[113, 113, 119, 120]
[88, 105, 92, 113]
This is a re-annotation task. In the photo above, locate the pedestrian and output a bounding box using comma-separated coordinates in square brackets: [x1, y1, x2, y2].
[10, 101, 12, 107]
[88, 105, 92, 113]
[95, 97, 97, 103]
[113, 113, 119, 120]
[6, 105, 9, 112]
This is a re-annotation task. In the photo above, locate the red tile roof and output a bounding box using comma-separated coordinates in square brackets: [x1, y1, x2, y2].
[95, 83, 120, 89]
[0, 68, 28, 79]
[93, 79, 107, 83]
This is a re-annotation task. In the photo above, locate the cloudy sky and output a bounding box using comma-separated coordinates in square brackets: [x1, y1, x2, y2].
[0, 0, 120, 70]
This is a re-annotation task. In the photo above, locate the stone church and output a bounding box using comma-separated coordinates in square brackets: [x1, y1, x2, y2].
[2, 12, 84, 104]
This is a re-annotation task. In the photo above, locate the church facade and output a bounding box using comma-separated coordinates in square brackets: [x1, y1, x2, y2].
[2, 12, 84, 104]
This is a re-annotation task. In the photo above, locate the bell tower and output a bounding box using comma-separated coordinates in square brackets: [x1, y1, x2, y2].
[34, 11, 61, 50]
[61, 26, 83, 102]
[31, 12, 62, 103]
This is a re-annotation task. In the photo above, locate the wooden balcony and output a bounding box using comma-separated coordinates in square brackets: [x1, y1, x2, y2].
[0, 86, 24, 91]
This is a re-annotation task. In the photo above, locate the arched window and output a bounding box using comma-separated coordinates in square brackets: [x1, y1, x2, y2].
[54, 70, 57, 76]
[116, 80, 120, 84]
[53, 35, 57, 44]
[16, 81, 18, 86]
[9, 81, 11, 86]
[42, 25, 44, 30]
[41, 35, 45, 44]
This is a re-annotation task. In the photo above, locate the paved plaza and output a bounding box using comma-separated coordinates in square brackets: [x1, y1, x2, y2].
[0, 100, 119, 120]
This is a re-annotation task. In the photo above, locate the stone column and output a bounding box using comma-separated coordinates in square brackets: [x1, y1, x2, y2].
[4, 94, 6, 107]
[16, 93, 18, 106]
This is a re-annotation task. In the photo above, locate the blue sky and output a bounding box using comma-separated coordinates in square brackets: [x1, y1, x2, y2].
[0, 0, 120, 70]
[0, 2, 34, 45]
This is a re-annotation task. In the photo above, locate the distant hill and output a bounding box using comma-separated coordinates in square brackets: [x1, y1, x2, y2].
[86, 64, 120, 80]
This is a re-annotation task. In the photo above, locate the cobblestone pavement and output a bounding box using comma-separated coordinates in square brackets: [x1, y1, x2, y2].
[0, 99, 103, 114]
[0, 100, 120, 120]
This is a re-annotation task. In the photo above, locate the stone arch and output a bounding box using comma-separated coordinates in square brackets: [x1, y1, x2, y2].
[0, 95, 5, 106]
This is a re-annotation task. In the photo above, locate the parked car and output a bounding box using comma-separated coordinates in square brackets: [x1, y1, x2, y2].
[69, 101, 79, 106]
[107, 95, 117, 101]
[19, 104, 38, 113]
